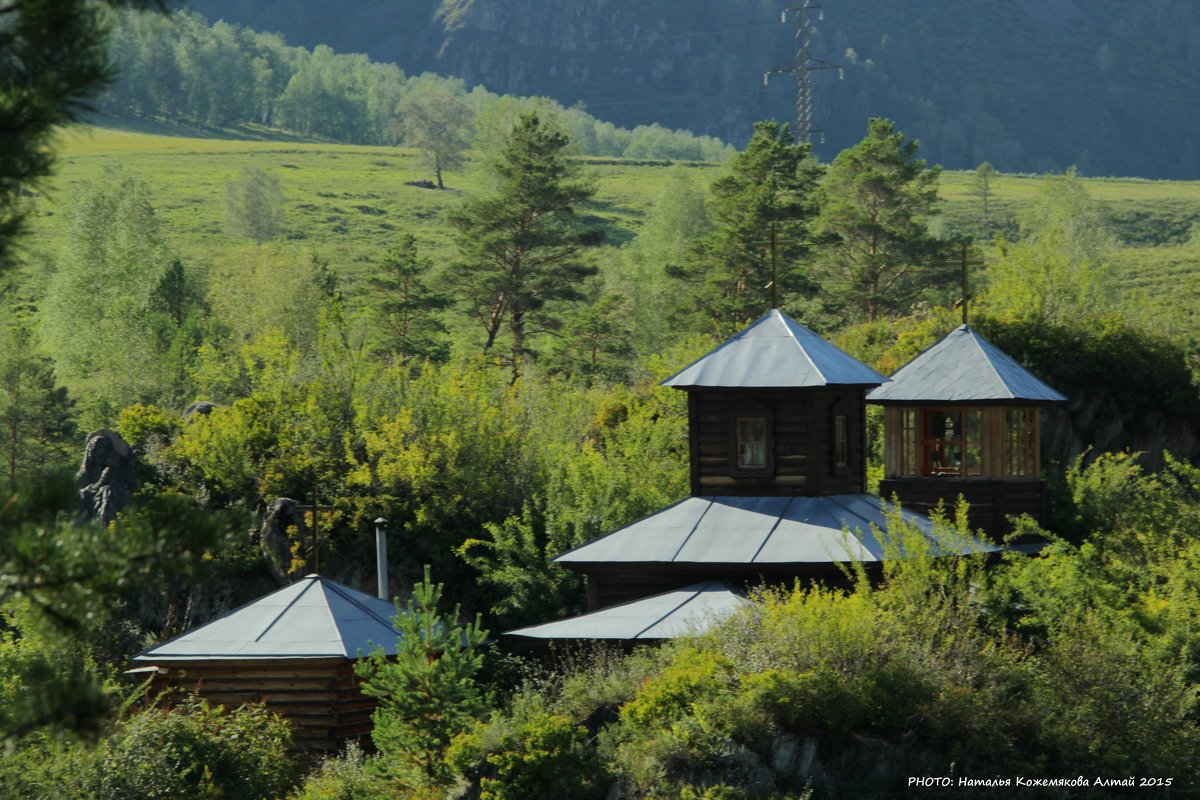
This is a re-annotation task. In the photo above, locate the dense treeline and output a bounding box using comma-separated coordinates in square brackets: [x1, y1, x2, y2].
[98, 8, 735, 162]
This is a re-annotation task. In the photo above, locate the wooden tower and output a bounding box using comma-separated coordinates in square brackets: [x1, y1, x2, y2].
[508, 311, 998, 638]
[868, 325, 1065, 537]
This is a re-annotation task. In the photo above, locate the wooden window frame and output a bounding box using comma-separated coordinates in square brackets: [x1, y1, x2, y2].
[729, 401, 774, 478]
[1004, 407, 1039, 478]
[832, 413, 849, 475]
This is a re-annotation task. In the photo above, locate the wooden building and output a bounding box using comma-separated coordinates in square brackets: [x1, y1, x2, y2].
[508, 310, 998, 641]
[868, 325, 1065, 537]
[132, 574, 400, 751]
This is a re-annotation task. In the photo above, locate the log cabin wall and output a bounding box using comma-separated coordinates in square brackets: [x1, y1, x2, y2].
[688, 388, 867, 497]
[146, 659, 377, 751]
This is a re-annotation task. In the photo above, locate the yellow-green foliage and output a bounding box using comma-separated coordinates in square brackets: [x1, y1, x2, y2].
[474, 713, 606, 800]
[116, 403, 178, 448]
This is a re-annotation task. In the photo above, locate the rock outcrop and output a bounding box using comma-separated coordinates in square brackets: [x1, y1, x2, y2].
[260, 498, 306, 585]
[77, 430, 139, 524]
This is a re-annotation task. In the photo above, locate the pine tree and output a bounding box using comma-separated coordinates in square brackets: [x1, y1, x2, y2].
[447, 113, 603, 382]
[355, 565, 491, 791]
[668, 120, 823, 336]
[0, 311, 77, 486]
[814, 118, 948, 323]
[367, 234, 451, 364]
[0, 0, 164, 273]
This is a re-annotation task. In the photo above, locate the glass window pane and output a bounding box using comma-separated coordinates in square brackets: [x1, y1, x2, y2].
[965, 409, 983, 476]
[738, 418, 766, 468]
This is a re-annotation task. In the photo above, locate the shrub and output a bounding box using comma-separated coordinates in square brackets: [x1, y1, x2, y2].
[84, 698, 296, 800]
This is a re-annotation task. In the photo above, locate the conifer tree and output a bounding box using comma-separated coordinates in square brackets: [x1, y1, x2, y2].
[0, 311, 77, 486]
[0, 0, 164, 272]
[668, 120, 823, 336]
[355, 565, 491, 792]
[814, 118, 948, 323]
[368, 234, 451, 364]
[447, 113, 603, 382]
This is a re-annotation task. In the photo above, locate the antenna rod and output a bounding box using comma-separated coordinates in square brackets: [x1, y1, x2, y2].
[374, 517, 388, 601]
[770, 222, 779, 308]
[961, 242, 969, 326]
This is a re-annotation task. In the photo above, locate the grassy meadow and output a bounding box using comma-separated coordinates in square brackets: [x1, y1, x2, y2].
[21, 122, 1200, 330]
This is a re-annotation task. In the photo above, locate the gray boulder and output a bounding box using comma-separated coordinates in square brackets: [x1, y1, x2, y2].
[77, 430, 139, 524]
[183, 401, 218, 421]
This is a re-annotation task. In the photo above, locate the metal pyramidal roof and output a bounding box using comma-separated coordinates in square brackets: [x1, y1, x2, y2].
[555, 494, 996, 567]
[867, 325, 1065, 403]
[661, 309, 887, 389]
[133, 575, 401, 661]
[505, 581, 752, 641]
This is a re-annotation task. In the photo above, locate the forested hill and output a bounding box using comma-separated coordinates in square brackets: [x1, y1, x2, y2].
[186, 0, 1200, 179]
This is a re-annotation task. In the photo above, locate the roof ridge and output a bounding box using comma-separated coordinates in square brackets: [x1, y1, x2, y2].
[631, 585, 705, 639]
[320, 578, 400, 658]
[967, 327, 1015, 399]
[749, 496, 795, 564]
[253, 577, 316, 643]
[780, 314, 828, 383]
[669, 498, 716, 562]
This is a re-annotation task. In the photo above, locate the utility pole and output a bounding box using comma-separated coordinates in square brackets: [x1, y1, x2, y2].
[764, 2, 842, 144]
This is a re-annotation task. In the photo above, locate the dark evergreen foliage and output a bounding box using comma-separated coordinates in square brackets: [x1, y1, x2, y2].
[447, 113, 604, 380]
[669, 120, 823, 336]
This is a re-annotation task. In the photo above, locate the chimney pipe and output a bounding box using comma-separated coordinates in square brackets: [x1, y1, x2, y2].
[374, 517, 388, 601]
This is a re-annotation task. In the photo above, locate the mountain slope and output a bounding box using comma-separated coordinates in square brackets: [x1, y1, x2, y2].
[190, 0, 1200, 178]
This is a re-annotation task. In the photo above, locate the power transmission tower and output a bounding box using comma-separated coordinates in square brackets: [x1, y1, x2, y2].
[764, 2, 841, 144]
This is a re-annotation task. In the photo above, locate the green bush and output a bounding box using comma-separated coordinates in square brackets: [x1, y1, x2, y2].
[478, 712, 607, 800]
[290, 743, 392, 800]
[84, 698, 297, 800]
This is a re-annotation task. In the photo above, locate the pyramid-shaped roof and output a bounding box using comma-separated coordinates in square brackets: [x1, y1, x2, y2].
[661, 309, 887, 389]
[505, 581, 751, 641]
[133, 575, 401, 662]
[868, 325, 1065, 404]
[555, 494, 996, 567]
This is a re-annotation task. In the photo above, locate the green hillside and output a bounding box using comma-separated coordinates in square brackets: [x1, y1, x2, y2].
[23, 125, 1200, 326]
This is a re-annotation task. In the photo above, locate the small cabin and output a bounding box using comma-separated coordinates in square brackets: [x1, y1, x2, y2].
[868, 325, 1065, 537]
[132, 574, 400, 751]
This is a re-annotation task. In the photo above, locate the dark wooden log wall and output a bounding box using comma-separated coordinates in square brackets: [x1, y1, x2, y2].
[878, 477, 1045, 538]
[688, 388, 867, 497]
[146, 658, 377, 751]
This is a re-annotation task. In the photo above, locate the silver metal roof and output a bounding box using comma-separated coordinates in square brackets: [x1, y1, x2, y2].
[867, 325, 1065, 403]
[555, 494, 996, 566]
[505, 581, 752, 641]
[661, 309, 887, 389]
[133, 575, 401, 662]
